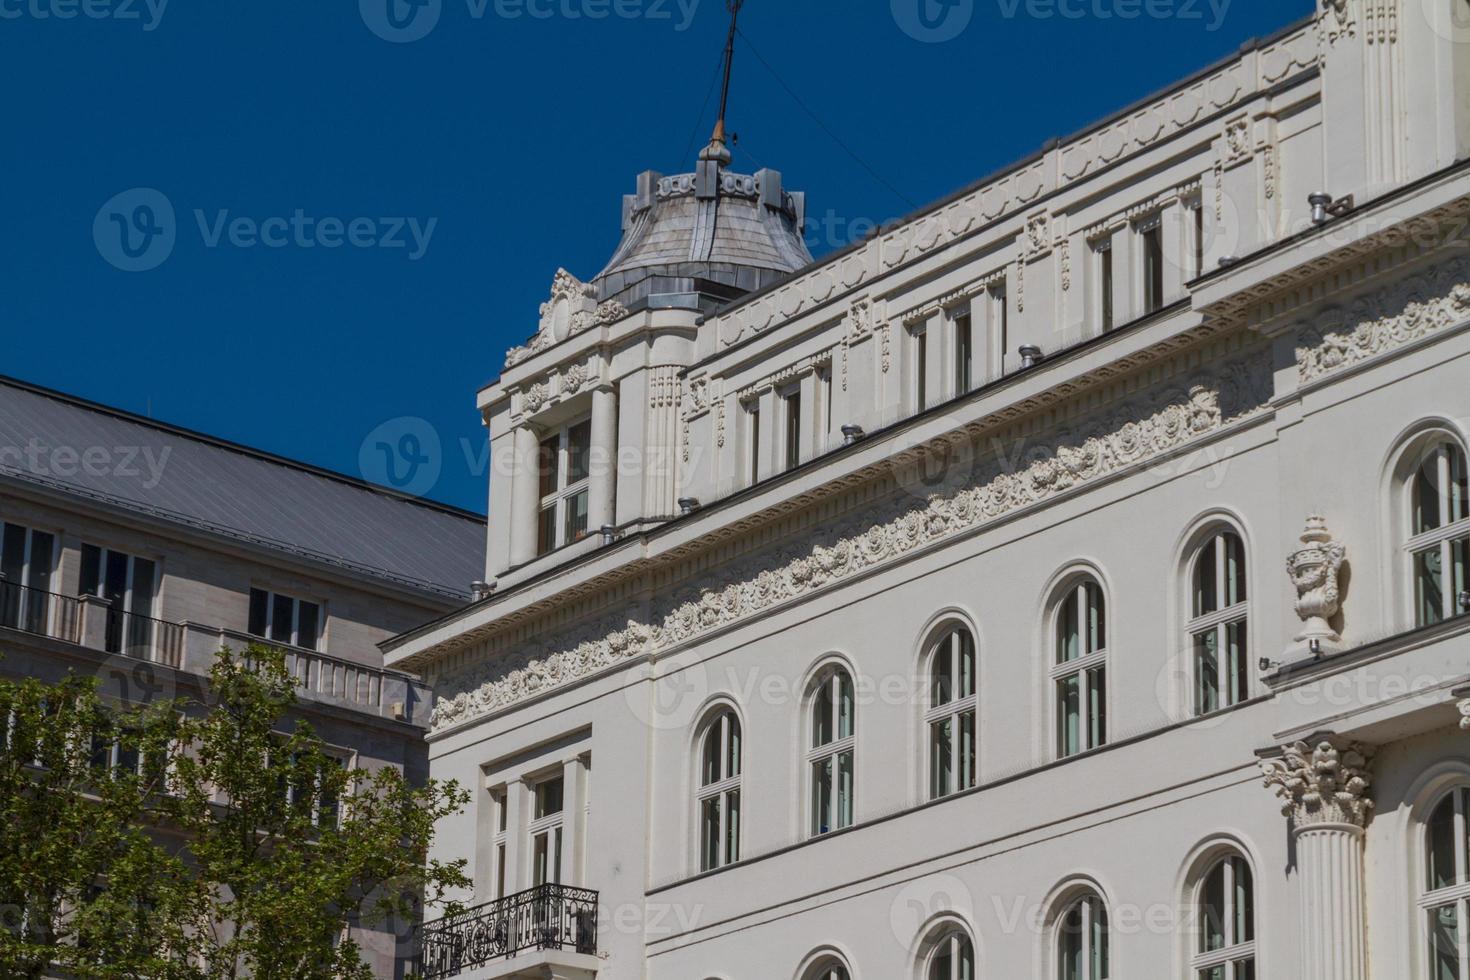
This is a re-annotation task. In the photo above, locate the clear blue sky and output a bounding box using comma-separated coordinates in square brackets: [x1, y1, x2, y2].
[0, 0, 1314, 513]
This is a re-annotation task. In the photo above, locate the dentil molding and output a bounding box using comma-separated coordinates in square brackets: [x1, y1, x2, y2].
[1261, 738, 1375, 828]
[429, 349, 1273, 732]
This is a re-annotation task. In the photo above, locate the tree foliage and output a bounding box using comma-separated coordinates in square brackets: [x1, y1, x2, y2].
[0, 646, 469, 979]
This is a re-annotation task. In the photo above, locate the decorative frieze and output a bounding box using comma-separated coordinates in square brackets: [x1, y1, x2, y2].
[1296, 255, 1470, 383]
[1286, 515, 1347, 656]
[1319, 0, 1355, 46]
[1261, 738, 1375, 828]
[429, 350, 1272, 730]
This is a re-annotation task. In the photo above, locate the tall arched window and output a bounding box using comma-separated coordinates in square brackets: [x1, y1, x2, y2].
[926, 929, 976, 980]
[808, 666, 855, 837]
[697, 709, 742, 872]
[926, 626, 978, 800]
[1406, 440, 1470, 626]
[1191, 854, 1255, 979]
[1424, 787, 1470, 976]
[1051, 578, 1107, 758]
[1188, 530, 1249, 715]
[1057, 893, 1109, 980]
[802, 958, 851, 980]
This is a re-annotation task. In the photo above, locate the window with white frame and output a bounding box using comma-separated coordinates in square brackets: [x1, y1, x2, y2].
[1092, 237, 1115, 333]
[537, 418, 592, 555]
[81, 544, 160, 657]
[1406, 440, 1470, 626]
[248, 587, 321, 652]
[269, 743, 348, 829]
[1, 522, 57, 635]
[530, 774, 564, 885]
[1058, 892, 1110, 980]
[745, 400, 762, 487]
[953, 307, 974, 395]
[1139, 216, 1165, 315]
[490, 786, 509, 899]
[926, 625, 977, 800]
[912, 323, 930, 412]
[808, 666, 855, 837]
[926, 929, 976, 980]
[782, 387, 803, 472]
[697, 709, 742, 872]
[1425, 787, 1470, 979]
[1189, 530, 1249, 715]
[1191, 202, 1206, 280]
[1192, 854, 1255, 979]
[1052, 578, 1107, 758]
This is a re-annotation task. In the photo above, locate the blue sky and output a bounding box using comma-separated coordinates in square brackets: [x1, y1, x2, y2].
[0, 0, 1314, 513]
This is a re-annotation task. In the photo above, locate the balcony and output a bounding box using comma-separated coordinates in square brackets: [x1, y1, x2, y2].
[418, 884, 599, 980]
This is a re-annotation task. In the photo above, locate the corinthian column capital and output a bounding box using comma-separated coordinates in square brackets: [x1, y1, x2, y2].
[1260, 737, 1375, 829]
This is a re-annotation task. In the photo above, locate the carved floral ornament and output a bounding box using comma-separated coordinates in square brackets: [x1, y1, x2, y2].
[1261, 738, 1375, 828]
[428, 349, 1273, 731]
[1296, 255, 1470, 384]
[504, 269, 628, 370]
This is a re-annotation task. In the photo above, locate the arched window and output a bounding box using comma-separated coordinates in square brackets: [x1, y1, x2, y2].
[1188, 530, 1249, 715]
[926, 625, 978, 800]
[801, 954, 852, 980]
[696, 709, 741, 872]
[1424, 787, 1470, 976]
[1051, 578, 1107, 758]
[1057, 893, 1109, 980]
[1406, 440, 1470, 626]
[1191, 854, 1255, 979]
[808, 666, 855, 837]
[926, 929, 976, 980]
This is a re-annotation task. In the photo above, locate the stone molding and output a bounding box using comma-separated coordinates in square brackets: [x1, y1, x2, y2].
[1261, 738, 1375, 828]
[1296, 254, 1470, 383]
[505, 269, 628, 370]
[429, 348, 1272, 731]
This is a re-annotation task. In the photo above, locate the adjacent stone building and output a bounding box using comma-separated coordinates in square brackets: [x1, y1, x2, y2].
[0, 375, 485, 977]
[387, 5, 1470, 979]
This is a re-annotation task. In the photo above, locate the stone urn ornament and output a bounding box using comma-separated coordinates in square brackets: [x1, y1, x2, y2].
[1287, 514, 1346, 657]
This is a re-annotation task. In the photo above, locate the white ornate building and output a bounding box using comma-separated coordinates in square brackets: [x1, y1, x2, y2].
[386, 4, 1470, 978]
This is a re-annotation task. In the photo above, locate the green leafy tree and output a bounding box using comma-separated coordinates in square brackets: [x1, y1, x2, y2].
[0, 646, 469, 980]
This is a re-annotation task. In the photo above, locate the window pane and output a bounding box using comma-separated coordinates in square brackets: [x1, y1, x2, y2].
[700, 797, 720, 871]
[104, 550, 129, 605]
[296, 601, 320, 651]
[931, 939, 952, 980]
[955, 315, 973, 393]
[131, 558, 156, 613]
[270, 593, 294, 644]
[1417, 546, 1445, 626]
[1058, 676, 1080, 757]
[1233, 857, 1254, 943]
[725, 790, 740, 865]
[1195, 537, 1219, 617]
[1429, 904, 1460, 980]
[727, 716, 742, 778]
[248, 588, 269, 637]
[1059, 903, 1084, 980]
[1227, 621, 1248, 707]
[535, 777, 563, 818]
[1225, 533, 1247, 605]
[1451, 445, 1470, 524]
[1453, 538, 1468, 617]
[702, 722, 722, 786]
[838, 674, 855, 740]
[958, 630, 976, 699]
[27, 532, 54, 593]
[1416, 451, 1445, 534]
[79, 543, 101, 599]
[812, 682, 834, 747]
[836, 750, 854, 830]
[537, 506, 557, 556]
[916, 330, 928, 410]
[1144, 225, 1164, 313]
[812, 758, 832, 836]
[1427, 793, 1458, 891]
[1100, 245, 1114, 333]
[932, 639, 955, 707]
[1086, 583, 1106, 653]
[566, 421, 591, 484]
[1200, 861, 1227, 952]
[563, 489, 589, 543]
[538, 437, 559, 498]
[1088, 667, 1107, 750]
[959, 710, 977, 792]
[1194, 630, 1220, 716]
[1091, 901, 1109, 980]
[785, 393, 802, 471]
[930, 718, 952, 800]
[1058, 593, 1080, 664]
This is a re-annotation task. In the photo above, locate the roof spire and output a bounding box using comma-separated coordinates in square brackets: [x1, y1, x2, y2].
[700, 0, 744, 167]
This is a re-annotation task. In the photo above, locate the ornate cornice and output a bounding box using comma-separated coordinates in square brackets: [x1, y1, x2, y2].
[1261, 738, 1375, 828]
[1296, 254, 1470, 383]
[505, 269, 628, 370]
[428, 345, 1273, 731]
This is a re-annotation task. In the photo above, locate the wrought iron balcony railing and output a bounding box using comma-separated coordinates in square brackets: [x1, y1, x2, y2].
[418, 884, 598, 979]
[0, 579, 81, 644]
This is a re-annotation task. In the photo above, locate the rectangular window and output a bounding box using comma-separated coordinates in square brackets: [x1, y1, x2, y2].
[536, 419, 593, 556]
[247, 588, 321, 651]
[746, 403, 761, 486]
[1142, 222, 1164, 314]
[1095, 240, 1114, 332]
[82, 545, 160, 657]
[783, 390, 802, 471]
[953, 311, 973, 394]
[992, 287, 1008, 371]
[1193, 205, 1206, 279]
[531, 774, 565, 887]
[1, 523, 56, 636]
[915, 328, 929, 411]
[818, 368, 832, 449]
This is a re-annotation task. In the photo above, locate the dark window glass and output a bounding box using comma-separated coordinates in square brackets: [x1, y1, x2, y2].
[538, 437, 559, 499]
[1143, 225, 1165, 313]
[248, 588, 269, 637]
[297, 601, 320, 651]
[916, 330, 928, 410]
[567, 420, 592, 484]
[785, 393, 802, 471]
[80, 544, 101, 598]
[270, 593, 294, 644]
[1100, 245, 1114, 332]
[955, 314, 973, 393]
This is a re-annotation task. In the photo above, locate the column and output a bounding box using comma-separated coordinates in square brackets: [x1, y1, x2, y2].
[503, 778, 529, 895]
[508, 426, 541, 567]
[1260, 737, 1375, 980]
[588, 385, 618, 534]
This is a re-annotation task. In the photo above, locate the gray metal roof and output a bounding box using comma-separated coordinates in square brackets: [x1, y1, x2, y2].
[0, 377, 485, 601]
